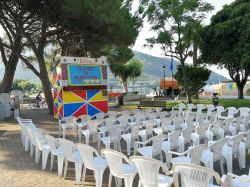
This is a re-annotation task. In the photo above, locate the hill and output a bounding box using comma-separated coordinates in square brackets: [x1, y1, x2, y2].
[133, 51, 228, 84]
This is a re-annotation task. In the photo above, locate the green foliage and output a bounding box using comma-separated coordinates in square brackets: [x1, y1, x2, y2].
[12, 79, 36, 91]
[108, 47, 134, 65]
[174, 65, 211, 97]
[137, 0, 213, 102]
[200, 0, 250, 98]
[111, 59, 143, 82]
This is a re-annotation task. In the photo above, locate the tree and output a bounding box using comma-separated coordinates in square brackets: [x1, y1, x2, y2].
[174, 65, 211, 98]
[0, 2, 27, 93]
[200, 0, 250, 99]
[0, 0, 141, 114]
[110, 58, 143, 92]
[137, 0, 213, 103]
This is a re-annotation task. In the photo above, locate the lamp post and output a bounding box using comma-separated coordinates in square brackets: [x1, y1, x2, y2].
[163, 65, 166, 96]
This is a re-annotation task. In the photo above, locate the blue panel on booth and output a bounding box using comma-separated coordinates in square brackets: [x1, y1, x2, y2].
[87, 90, 99, 100]
[64, 103, 84, 117]
[87, 103, 100, 116]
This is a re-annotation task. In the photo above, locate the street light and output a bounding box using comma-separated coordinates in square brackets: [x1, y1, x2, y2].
[163, 65, 166, 96]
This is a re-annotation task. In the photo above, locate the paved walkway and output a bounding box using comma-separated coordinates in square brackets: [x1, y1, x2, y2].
[0, 109, 111, 187]
[0, 108, 250, 186]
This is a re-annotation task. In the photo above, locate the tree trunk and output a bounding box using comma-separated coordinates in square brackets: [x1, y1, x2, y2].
[0, 60, 18, 93]
[38, 56, 54, 114]
[181, 62, 192, 103]
[121, 79, 128, 93]
[236, 82, 245, 99]
[193, 45, 198, 67]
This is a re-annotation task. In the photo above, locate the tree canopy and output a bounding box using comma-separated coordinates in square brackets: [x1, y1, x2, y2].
[136, 0, 213, 102]
[200, 0, 250, 99]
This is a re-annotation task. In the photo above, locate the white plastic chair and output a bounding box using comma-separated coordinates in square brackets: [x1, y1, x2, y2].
[195, 104, 205, 115]
[169, 144, 208, 165]
[205, 120, 223, 141]
[130, 156, 173, 187]
[121, 123, 141, 155]
[230, 116, 245, 136]
[221, 133, 246, 173]
[236, 107, 250, 117]
[215, 106, 225, 119]
[138, 120, 155, 142]
[181, 113, 196, 129]
[98, 117, 116, 135]
[59, 139, 83, 184]
[201, 138, 227, 174]
[79, 119, 100, 144]
[59, 116, 76, 139]
[179, 126, 195, 152]
[219, 107, 237, 120]
[153, 118, 172, 135]
[44, 135, 64, 176]
[206, 104, 215, 115]
[172, 163, 221, 187]
[221, 172, 250, 187]
[102, 149, 137, 187]
[134, 134, 167, 161]
[219, 118, 233, 138]
[98, 125, 123, 151]
[77, 144, 108, 187]
[74, 115, 92, 139]
[186, 104, 195, 112]
[191, 124, 209, 145]
[33, 131, 50, 169]
[161, 130, 182, 163]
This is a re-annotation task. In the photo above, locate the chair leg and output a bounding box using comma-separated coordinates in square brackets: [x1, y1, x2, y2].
[62, 127, 66, 139]
[50, 154, 54, 171]
[74, 162, 82, 184]
[124, 175, 136, 187]
[64, 160, 68, 178]
[42, 148, 50, 169]
[35, 148, 40, 163]
[30, 144, 34, 157]
[95, 167, 106, 187]
[220, 157, 224, 175]
[82, 167, 87, 187]
[57, 155, 64, 176]
[127, 141, 131, 155]
[108, 173, 112, 187]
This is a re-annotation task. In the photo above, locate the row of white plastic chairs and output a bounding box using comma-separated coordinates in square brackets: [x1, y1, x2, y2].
[173, 103, 250, 119]
[58, 108, 250, 173]
[58, 108, 249, 156]
[16, 116, 250, 187]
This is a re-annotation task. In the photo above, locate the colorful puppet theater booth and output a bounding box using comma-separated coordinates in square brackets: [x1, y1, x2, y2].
[53, 56, 108, 119]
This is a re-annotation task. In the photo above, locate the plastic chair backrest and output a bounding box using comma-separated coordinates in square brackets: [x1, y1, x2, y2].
[197, 113, 207, 124]
[230, 133, 245, 154]
[108, 125, 122, 143]
[145, 120, 154, 136]
[173, 163, 220, 187]
[238, 107, 250, 117]
[170, 110, 179, 119]
[226, 107, 237, 118]
[44, 134, 57, 155]
[33, 131, 44, 150]
[131, 156, 166, 186]
[59, 139, 75, 161]
[207, 104, 215, 114]
[186, 114, 196, 126]
[223, 118, 233, 132]
[161, 118, 172, 133]
[87, 120, 99, 134]
[189, 144, 208, 165]
[26, 126, 36, 144]
[104, 117, 115, 129]
[102, 149, 130, 178]
[131, 124, 141, 140]
[196, 124, 208, 138]
[173, 117, 183, 130]
[245, 131, 250, 148]
[152, 134, 167, 156]
[77, 144, 97, 170]
[210, 138, 226, 161]
[187, 104, 195, 111]
[182, 126, 195, 142]
[210, 120, 223, 133]
[169, 130, 182, 149]
[216, 106, 224, 115]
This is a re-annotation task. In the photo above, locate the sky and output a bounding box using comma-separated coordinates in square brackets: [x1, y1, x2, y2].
[132, 0, 235, 79]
